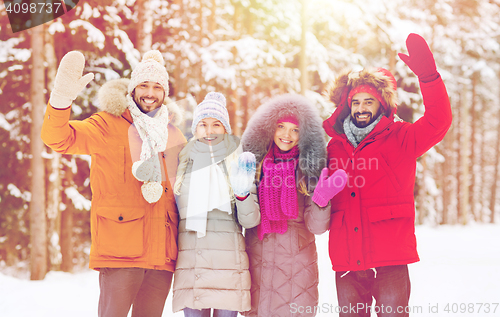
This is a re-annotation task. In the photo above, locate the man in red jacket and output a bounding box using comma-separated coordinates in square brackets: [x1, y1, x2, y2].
[322, 34, 452, 316]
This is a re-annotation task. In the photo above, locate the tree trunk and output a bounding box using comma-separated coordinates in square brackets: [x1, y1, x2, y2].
[233, 1, 240, 33]
[197, 0, 205, 101]
[478, 97, 486, 222]
[44, 25, 63, 271]
[460, 84, 470, 225]
[468, 71, 478, 221]
[489, 72, 500, 224]
[456, 89, 462, 225]
[231, 88, 241, 137]
[209, 0, 216, 38]
[136, 0, 153, 54]
[241, 85, 251, 133]
[244, 0, 255, 35]
[173, 0, 185, 98]
[60, 157, 74, 272]
[388, 43, 397, 76]
[46, 150, 62, 270]
[416, 154, 427, 225]
[441, 118, 454, 224]
[30, 24, 47, 280]
[299, 0, 308, 95]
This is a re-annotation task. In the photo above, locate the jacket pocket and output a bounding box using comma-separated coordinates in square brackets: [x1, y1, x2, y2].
[330, 210, 344, 229]
[366, 204, 414, 222]
[95, 207, 145, 258]
[328, 211, 348, 266]
[377, 156, 402, 192]
[366, 204, 416, 263]
[166, 200, 179, 262]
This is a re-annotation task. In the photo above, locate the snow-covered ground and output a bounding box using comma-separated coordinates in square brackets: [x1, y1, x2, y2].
[1, 224, 500, 317]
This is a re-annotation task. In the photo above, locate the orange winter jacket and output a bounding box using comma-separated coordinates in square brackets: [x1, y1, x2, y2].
[41, 79, 186, 271]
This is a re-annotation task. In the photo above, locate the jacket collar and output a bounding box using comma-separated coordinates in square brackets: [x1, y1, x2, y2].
[325, 104, 395, 153]
[323, 105, 342, 137]
[122, 108, 133, 124]
[324, 103, 396, 139]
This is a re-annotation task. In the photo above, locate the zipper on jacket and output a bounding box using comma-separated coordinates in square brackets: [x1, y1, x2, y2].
[352, 120, 394, 154]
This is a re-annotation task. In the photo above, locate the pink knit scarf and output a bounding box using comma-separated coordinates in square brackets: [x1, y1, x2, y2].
[257, 143, 299, 240]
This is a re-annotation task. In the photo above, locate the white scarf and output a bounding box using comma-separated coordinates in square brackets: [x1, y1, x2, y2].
[127, 95, 169, 203]
[186, 139, 233, 238]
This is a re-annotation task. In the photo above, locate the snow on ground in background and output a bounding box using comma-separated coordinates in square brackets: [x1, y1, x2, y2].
[408, 224, 500, 316]
[1, 224, 499, 317]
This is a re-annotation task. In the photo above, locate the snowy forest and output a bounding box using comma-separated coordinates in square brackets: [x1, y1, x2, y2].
[0, 0, 499, 280]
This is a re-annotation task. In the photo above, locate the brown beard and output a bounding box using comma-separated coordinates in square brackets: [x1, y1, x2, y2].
[131, 90, 164, 114]
[351, 108, 383, 128]
[351, 113, 374, 128]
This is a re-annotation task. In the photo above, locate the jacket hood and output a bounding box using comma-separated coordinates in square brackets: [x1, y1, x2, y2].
[322, 68, 398, 137]
[241, 93, 326, 178]
[97, 78, 184, 126]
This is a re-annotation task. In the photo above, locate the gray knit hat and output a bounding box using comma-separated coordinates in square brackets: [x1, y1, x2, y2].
[191, 92, 232, 135]
[128, 50, 169, 96]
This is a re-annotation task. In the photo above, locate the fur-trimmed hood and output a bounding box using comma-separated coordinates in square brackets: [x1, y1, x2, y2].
[97, 78, 184, 126]
[322, 68, 398, 137]
[241, 94, 326, 179]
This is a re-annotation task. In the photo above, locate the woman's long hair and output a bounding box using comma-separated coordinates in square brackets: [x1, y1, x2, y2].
[255, 140, 309, 196]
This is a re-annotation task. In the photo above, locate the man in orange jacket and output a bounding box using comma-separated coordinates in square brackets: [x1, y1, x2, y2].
[41, 50, 186, 317]
[322, 34, 452, 316]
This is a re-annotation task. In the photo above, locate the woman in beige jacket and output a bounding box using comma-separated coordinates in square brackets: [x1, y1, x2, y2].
[172, 92, 260, 317]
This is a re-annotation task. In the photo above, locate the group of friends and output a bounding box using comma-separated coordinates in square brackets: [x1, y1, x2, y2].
[41, 33, 452, 317]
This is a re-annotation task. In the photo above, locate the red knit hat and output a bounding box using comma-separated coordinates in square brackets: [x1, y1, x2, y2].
[348, 84, 387, 110]
[278, 114, 299, 126]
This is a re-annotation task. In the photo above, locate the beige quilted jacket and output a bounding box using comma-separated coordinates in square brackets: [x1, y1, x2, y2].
[172, 160, 261, 313]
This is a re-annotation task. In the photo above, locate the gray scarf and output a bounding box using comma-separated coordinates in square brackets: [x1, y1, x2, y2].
[343, 114, 383, 148]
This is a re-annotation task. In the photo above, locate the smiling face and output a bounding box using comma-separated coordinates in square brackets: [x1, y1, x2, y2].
[194, 117, 227, 145]
[132, 81, 165, 113]
[350, 92, 382, 128]
[274, 121, 299, 152]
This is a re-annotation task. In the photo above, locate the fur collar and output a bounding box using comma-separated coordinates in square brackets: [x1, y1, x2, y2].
[241, 94, 326, 178]
[322, 68, 398, 137]
[323, 68, 398, 110]
[97, 78, 183, 126]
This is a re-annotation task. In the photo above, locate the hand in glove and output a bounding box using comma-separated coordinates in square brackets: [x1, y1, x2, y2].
[230, 152, 256, 198]
[398, 33, 439, 83]
[49, 51, 94, 109]
[312, 168, 347, 207]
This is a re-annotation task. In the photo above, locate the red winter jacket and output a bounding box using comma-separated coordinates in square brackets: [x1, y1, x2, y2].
[323, 77, 452, 272]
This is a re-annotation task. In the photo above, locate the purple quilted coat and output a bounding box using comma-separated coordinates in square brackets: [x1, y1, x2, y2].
[241, 94, 330, 317]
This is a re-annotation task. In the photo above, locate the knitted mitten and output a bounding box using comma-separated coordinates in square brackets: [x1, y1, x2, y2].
[398, 33, 439, 83]
[312, 168, 348, 207]
[230, 152, 256, 197]
[49, 51, 94, 109]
